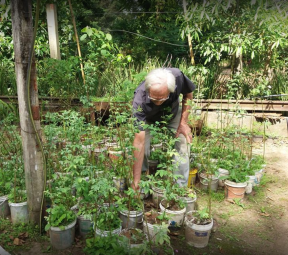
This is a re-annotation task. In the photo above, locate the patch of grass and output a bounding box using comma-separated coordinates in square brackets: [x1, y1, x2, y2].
[219, 208, 239, 220]
[0, 218, 44, 252]
[210, 190, 225, 202]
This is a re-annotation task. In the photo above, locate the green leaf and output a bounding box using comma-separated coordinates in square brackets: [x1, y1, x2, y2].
[80, 34, 87, 41]
[45, 223, 51, 232]
[101, 50, 107, 56]
[106, 34, 112, 41]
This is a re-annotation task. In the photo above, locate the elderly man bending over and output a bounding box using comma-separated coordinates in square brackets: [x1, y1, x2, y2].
[132, 68, 196, 190]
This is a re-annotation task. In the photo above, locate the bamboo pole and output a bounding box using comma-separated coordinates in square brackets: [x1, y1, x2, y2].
[182, 0, 195, 65]
[68, 0, 85, 85]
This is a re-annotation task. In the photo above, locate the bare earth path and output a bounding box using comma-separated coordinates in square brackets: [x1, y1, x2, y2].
[171, 138, 288, 255]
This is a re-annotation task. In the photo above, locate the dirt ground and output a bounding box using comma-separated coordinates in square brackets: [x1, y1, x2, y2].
[169, 137, 288, 255]
[4, 138, 288, 255]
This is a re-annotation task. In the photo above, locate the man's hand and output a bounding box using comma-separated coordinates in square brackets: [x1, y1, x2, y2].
[131, 181, 140, 191]
[176, 122, 192, 143]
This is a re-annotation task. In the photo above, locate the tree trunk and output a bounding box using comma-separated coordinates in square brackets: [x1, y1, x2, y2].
[11, 0, 44, 225]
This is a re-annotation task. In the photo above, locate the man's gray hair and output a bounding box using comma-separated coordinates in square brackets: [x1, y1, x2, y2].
[145, 68, 176, 93]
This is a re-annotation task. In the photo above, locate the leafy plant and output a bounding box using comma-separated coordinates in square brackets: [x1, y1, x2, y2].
[189, 207, 211, 225]
[8, 189, 27, 203]
[45, 204, 76, 231]
[84, 235, 129, 255]
[95, 206, 121, 232]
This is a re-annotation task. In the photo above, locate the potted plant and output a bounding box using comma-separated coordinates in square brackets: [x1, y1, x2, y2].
[94, 205, 122, 237]
[45, 204, 77, 250]
[119, 228, 148, 250]
[8, 188, 28, 224]
[221, 155, 248, 201]
[7, 154, 28, 224]
[44, 173, 78, 249]
[118, 188, 144, 230]
[184, 207, 213, 248]
[143, 209, 170, 244]
[159, 188, 187, 227]
[177, 187, 197, 213]
[0, 166, 12, 218]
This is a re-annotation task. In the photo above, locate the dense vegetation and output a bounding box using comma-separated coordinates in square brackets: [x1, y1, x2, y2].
[0, 0, 287, 101]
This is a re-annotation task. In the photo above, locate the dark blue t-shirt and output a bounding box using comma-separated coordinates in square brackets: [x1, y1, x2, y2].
[132, 68, 196, 130]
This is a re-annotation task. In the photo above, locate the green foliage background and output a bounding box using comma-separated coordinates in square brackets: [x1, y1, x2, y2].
[0, 0, 287, 101]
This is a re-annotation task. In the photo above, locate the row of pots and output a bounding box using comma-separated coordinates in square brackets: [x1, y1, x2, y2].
[0, 195, 29, 224]
[198, 167, 265, 201]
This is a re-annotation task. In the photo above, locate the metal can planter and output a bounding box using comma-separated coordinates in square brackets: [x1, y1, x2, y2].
[78, 215, 93, 237]
[49, 219, 77, 250]
[119, 209, 143, 229]
[0, 195, 10, 218]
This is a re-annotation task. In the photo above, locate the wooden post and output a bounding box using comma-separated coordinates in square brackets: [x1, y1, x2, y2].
[46, 3, 61, 59]
[11, 0, 44, 225]
[183, 0, 195, 65]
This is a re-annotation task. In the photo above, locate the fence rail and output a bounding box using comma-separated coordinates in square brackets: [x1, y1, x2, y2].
[1, 96, 288, 112]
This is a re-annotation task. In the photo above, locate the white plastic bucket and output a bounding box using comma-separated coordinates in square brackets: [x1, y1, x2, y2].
[0, 195, 10, 218]
[120, 228, 147, 249]
[254, 169, 264, 186]
[181, 195, 197, 213]
[159, 200, 186, 226]
[185, 211, 213, 248]
[94, 225, 122, 237]
[50, 219, 77, 250]
[199, 173, 219, 192]
[143, 221, 168, 243]
[151, 186, 165, 207]
[218, 168, 230, 187]
[9, 201, 29, 224]
[245, 176, 256, 194]
[119, 210, 143, 229]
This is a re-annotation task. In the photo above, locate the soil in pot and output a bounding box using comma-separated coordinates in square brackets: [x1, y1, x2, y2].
[143, 210, 169, 243]
[159, 200, 186, 226]
[120, 228, 147, 248]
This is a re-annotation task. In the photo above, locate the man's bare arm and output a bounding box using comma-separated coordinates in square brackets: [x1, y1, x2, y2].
[132, 131, 145, 190]
[175, 92, 193, 143]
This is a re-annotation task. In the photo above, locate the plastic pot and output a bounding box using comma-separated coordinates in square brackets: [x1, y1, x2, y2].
[9, 201, 29, 224]
[185, 211, 213, 248]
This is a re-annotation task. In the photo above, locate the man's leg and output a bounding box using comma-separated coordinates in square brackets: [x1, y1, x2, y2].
[141, 128, 151, 173]
[167, 108, 190, 187]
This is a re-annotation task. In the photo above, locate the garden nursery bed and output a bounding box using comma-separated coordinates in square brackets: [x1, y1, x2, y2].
[1, 108, 288, 255]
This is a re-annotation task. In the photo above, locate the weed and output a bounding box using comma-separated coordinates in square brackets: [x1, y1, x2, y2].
[233, 198, 245, 209]
[0, 218, 44, 252]
[211, 191, 225, 202]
